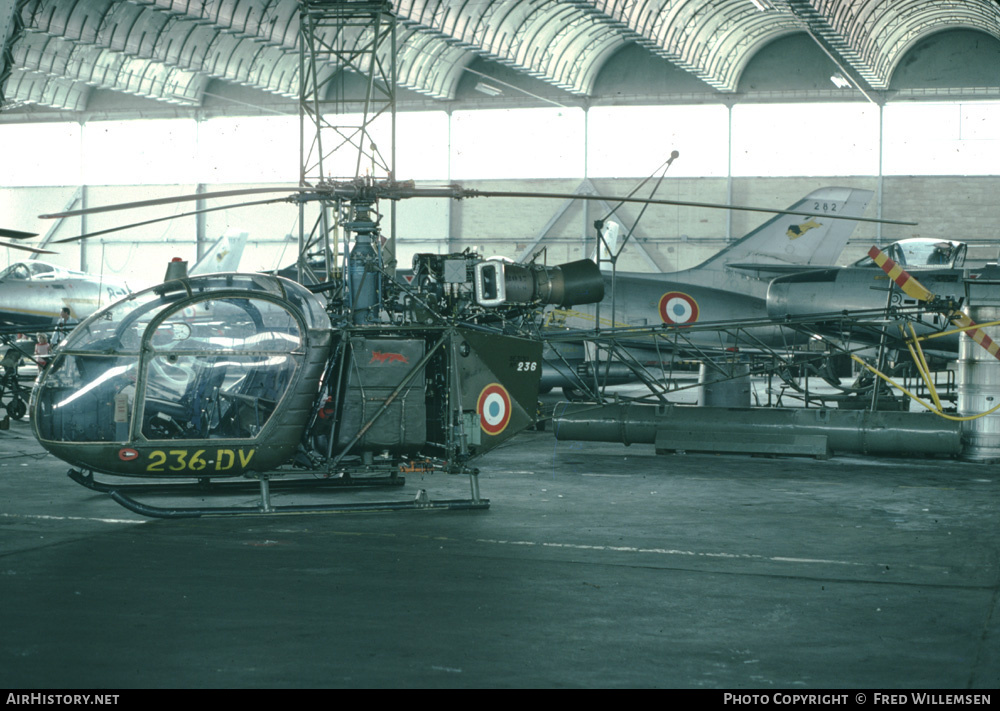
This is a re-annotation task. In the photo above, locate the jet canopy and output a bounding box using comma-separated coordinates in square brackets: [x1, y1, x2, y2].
[0, 261, 75, 281]
[853, 239, 966, 270]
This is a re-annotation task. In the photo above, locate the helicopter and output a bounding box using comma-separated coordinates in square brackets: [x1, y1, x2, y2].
[28, 180, 613, 516]
[27, 177, 923, 517]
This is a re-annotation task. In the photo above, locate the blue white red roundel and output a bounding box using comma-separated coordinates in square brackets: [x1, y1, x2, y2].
[477, 383, 512, 436]
[658, 291, 699, 325]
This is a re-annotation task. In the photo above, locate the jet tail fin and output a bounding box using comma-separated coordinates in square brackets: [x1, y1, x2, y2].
[699, 187, 873, 271]
[190, 230, 248, 275]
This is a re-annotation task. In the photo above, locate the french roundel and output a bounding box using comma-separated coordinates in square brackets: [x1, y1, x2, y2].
[477, 383, 512, 436]
[659, 291, 699, 325]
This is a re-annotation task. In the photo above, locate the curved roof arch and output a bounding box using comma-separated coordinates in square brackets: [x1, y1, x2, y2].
[2, 0, 999, 114]
[875, 7, 1000, 88]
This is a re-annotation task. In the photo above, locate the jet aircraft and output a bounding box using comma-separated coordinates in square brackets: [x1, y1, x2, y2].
[186, 230, 248, 277]
[540, 187, 877, 390]
[0, 230, 248, 332]
[0, 261, 130, 331]
[765, 237, 982, 358]
[581, 186, 874, 336]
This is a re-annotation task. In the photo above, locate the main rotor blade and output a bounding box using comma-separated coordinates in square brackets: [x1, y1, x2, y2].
[867, 246, 935, 301]
[0, 228, 38, 240]
[0, 240, 56, 254]
[53, 198, 290, 244]
[869, 244, 1000, 361]
[951, 311, 1000, 360]
[463, 190, 918, 226]
[38, 180, 917, 227]
[39, 187, 305, 219]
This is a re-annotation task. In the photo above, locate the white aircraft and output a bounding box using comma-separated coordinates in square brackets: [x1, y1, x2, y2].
[0, 231, 247, 332]
[0, 261, 129, 331]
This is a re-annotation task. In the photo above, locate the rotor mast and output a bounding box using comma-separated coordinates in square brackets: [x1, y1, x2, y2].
[298, 0, 397, 298]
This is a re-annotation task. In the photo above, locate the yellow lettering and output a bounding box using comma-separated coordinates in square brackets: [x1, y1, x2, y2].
[146, 448, 255, 473]
[215, 449, 235, 471]
[188, 450, 207, 471]
[168, 450, 187, 471]
[147, 450, 166, 472]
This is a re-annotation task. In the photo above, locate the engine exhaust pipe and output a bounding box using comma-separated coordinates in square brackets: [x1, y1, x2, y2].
[475, 259, 604, 307]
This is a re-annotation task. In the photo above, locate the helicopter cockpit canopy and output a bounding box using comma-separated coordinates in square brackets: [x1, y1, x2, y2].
[32, 274, 332, 477]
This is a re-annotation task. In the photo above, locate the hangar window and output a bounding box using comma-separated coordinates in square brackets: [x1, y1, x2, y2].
[0, 122, 81, 187]
[587, 105, 728, 178]
[83, 119, 197, 185]
[198, 115, 299, 182]
[883, 101, 1000, 176]
[450, 107, 585, 179]
[397, 111, 449, 180]
[731, 103, 880, 177]
[304, 110, 450, 180]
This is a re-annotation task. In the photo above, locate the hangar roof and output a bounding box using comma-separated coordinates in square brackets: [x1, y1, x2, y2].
[1, 0, 998, 118]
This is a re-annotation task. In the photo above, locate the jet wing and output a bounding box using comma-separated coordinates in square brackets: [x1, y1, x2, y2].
[725, 263, 832, 279]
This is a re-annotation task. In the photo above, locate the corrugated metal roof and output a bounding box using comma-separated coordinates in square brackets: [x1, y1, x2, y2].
[1, 0, 997, 113]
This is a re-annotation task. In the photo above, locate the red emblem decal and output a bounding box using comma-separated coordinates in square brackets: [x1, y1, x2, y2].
[370, 351, 409, 364]
[477, 383, 512, 436]
[118, 448, 139, 462]
[658, 291, 699, 326]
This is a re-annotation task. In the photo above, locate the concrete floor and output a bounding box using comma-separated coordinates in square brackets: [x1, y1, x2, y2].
[0, 415, 997, 689]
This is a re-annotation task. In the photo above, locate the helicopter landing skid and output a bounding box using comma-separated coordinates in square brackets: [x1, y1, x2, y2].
[71, 469, 490, 518]
[67, 468, 405, 495]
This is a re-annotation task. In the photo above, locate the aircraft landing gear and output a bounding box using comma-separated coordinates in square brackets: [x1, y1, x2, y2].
[5, 396, 26, 420]
[0, 363, 28, 420]
[69, 466, 490, 518]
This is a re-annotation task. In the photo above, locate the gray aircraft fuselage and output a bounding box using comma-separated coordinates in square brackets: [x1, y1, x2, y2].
[0, 262, 129, 330]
